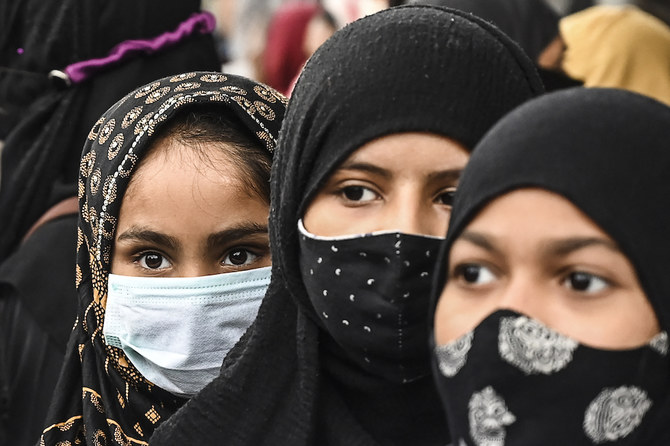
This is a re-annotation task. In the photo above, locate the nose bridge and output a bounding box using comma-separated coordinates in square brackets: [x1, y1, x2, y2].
[497, 270, 539, 318]
[388, 183, 424, 235]
[178, 257, 215, 278]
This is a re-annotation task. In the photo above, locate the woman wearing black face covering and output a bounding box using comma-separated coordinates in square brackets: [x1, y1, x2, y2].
[152, 5, 543, 445]
[432, 88, 670, 445]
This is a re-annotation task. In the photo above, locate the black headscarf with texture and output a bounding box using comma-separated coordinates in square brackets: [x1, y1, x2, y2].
[431, 88, 670, 444]
[39, 73, 287, 445]
[151, 5, 543, 445]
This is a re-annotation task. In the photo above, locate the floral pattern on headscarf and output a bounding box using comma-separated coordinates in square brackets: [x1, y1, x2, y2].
[40, 72, 286, 445]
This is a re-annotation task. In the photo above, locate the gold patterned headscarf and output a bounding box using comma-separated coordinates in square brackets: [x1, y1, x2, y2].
[560, 5, 670, 106]
[39, 72, 286, 445]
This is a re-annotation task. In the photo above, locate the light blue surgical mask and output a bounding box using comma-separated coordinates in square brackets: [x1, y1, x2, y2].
[103, 266, 271, 397]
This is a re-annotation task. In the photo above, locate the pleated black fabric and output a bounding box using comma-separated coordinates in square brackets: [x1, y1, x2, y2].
[431, 88, 670, 444]
[151, 5, 543, 445]
[39, 73, 286, 445]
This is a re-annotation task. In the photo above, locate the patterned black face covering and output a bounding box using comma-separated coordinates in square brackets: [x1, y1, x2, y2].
[298, 221, 443, 383]
[433, 309, 670, 445]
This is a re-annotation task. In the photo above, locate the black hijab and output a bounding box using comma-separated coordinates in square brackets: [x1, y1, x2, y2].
[432, 88, 670, 444]
[39, 73, 287, 445]
[0, 0, 219, 263]
[151, 5, 542, 445]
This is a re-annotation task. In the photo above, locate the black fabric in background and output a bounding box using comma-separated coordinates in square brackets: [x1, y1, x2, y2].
[0, 0, 208, 263]
[411, 0, 560, 61]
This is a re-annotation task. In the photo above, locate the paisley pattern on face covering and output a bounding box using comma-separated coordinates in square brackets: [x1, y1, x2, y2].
[434, 310, 668, 445]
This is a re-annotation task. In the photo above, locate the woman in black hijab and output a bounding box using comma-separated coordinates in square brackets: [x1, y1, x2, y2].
[432, 88, 670, 444]
[39, 73, 286, 445]
[152, 5, 542, 445]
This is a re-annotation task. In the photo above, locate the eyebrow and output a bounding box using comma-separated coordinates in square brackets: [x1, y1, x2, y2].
[542, 237, 621, 256]
[337, 161, 392, 179]
[427, 169, 463, 183]
[206, 222, 269, 250]
[458, 231, 502, 256]
[116, 227, 181, 251]
[337, 161, 463, 183]
[458, 231, 621, 257]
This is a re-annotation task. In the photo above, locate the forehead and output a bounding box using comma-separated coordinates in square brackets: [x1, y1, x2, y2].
[341, 132, 469, 171]
[463, 188, 613, 241]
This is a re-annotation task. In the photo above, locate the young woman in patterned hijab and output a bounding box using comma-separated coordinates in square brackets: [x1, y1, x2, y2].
[432, 88, 670, 445]
[39, 72, 286, 445]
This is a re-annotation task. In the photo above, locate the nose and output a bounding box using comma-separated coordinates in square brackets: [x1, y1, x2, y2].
[382, 189, 447, 237]
[496, 273, 544, 320]
[178, 261, 219, 278]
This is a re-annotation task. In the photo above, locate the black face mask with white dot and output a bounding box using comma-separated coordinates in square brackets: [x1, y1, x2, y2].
[298, 220, 443, 384]
[433, 309, 670, 445]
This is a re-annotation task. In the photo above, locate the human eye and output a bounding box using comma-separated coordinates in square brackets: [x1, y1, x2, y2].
[435, 187, 457, 207]
[561, 271, 610, 293]
[452, 263, 497, 285]
[337, 185, 379, 203]
[134, 251, 172, 271]
[222, 248, 261, 266]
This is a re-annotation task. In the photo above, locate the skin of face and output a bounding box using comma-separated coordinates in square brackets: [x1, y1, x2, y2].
[434, 188, 660, 349]
[302, 132, 470, 237]
[302, 14, 336, 58]
[537, 35, 566, 70]
[111, 139, 271, 278]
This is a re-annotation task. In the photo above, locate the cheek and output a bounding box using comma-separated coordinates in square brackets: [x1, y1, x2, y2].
[434, 284, 485, 345]
[559, 291, 661, 349]
[302, 194, 378, 236]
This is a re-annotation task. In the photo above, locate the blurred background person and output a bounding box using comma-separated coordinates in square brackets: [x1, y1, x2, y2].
[409, 0, 584, 91]
[559, 4, 670, 105]
[262, 2, 337, 95]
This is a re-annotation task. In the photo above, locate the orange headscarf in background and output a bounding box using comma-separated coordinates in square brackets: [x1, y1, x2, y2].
[560, 5, 670, 106]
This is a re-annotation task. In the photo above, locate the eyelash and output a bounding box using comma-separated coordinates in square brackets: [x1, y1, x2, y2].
[451, 261, 615, 296]
[559, 270, 613, 294]
[334, 184, 380, 204]
[451, 262, 498, 286]
[435, 187, 457, 207]
[221, 246, 267, 267]
[333, 184, 458, 206]
[132, 250, 172, 271]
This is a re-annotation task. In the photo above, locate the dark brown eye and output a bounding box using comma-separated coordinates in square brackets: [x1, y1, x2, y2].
[462, 265, 482, 283]
[224, 249, 260, 266]
[341, 186, 377, 202]
[228, 249, 249, 265]
[138, 252, 170, 270]
[437, 188, 457, 206]
[454, 263, 496, 285]
[563, 272, 608, 293]
[343, 186, 364, 200]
